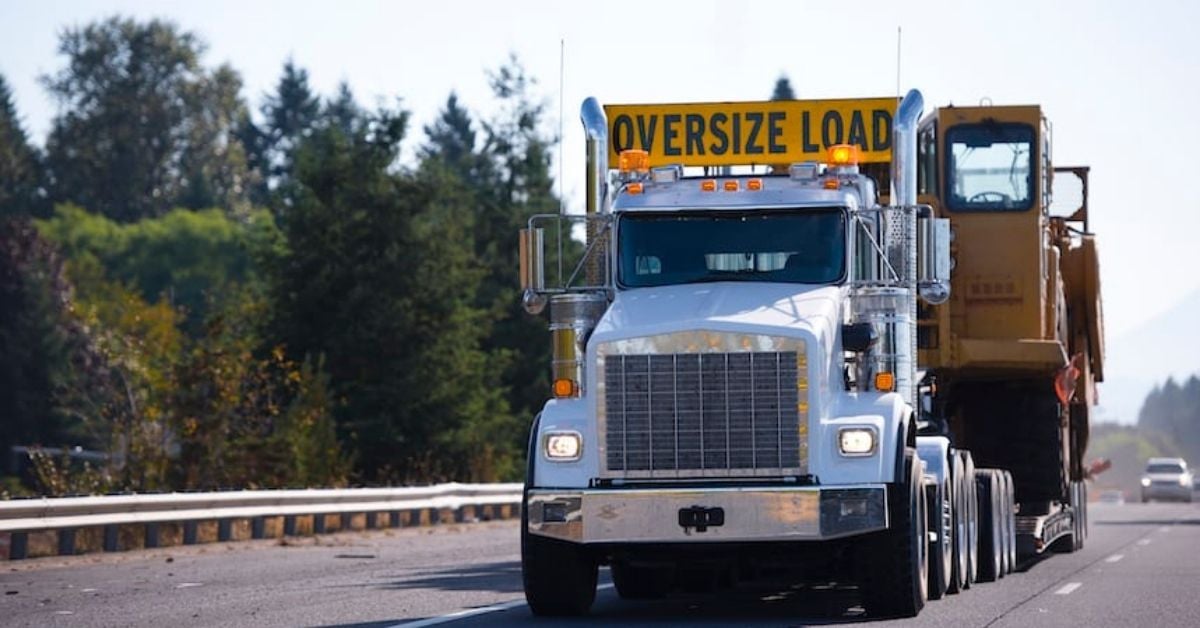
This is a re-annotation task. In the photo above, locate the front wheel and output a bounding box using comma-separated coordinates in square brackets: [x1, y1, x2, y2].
[521, 527, 598, 616]
[612, 561, 672, 599]
[860, 448, 928, 617]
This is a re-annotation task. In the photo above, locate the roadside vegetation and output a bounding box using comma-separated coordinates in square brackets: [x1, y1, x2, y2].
[1, 16, 576, 495]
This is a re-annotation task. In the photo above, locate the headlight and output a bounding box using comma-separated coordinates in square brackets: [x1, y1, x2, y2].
[838, 427, 877, 456]
[1181, 476, 1191, 487]
[1141, 477, 1151, 487]
[544, 431, 582, 462]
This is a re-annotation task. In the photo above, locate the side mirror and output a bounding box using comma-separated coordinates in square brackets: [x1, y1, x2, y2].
[842, 322, 878, 353]
[520, 228, 548, 314]
[918, 216, 951, 305]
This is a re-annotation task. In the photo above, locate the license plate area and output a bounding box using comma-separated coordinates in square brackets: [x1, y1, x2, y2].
[678, 506, 725, 532]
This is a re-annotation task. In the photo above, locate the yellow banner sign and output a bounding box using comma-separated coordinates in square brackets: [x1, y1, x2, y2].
[605, 98, 898, 167]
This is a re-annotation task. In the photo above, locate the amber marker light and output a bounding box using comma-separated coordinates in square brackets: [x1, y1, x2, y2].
[618, 149, 650, 174]
[626, 182, 644, 195]
[827, 144, 861, 166]
[874, 372, 895, 392]
[823, 178, 841, 190]
[553, 378, 578, 398]
[747, 178, 763, 191]
[700, 179, 717, 192]
[723, 180, 739, 191]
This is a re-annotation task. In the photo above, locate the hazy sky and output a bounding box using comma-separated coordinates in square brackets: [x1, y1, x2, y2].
[2, 0, 1198, 347]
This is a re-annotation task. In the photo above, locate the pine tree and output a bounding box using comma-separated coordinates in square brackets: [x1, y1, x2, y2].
[0, 75, 45, 217]
[261, 60, 321, 187]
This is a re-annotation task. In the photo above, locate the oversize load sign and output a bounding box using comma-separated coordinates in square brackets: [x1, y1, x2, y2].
[605, 98, 898, 167]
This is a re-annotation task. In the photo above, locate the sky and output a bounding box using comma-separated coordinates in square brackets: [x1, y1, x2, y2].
[2, 0, 1199, 421]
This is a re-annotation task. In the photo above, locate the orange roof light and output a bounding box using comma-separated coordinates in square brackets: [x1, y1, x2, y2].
[618, 149, 650, 174]
[746, 178, 763, 191]
[723, 180, 739, 192]
[626, 182, 644, 195]
[827, 144, 861, 167]
[700, 179, 717, 192]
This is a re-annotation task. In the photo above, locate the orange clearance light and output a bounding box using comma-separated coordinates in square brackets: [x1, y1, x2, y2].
[626, 182, 644, 195]
[747, 178, 763, 191]
[822, 178, 841, 190]
[723, 180, 739, 192]
[553, 378, 578, 398]
[827, 144, 861, 166]
[618, 149, 650, 174]
[700, 179, 717, 192]
[874, 372, 896, 392]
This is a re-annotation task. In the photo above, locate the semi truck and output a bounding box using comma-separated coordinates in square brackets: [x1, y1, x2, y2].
[516, 88, 1103, 617]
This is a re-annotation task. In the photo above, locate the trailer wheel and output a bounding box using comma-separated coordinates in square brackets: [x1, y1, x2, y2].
[963, 453, 979, 585]
[996, 471, 1010, 576]
[974, 469, 1003, 582]
[611, 562, 672, 600]
[927, 461, 953, 600]
[861, 448, 928, 617]
[1002, 471, 1017, 573]
[947, 452, 969, 594]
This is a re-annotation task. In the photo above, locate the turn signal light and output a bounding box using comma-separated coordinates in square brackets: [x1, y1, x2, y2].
[723, 180, 739, 192]
[700, 179, 717, 192]
[747, 178, 763, 191]
[553, 378, 578, 398]
[823, 178, 840, 190]
[626, 182, 644, 195]
[874, 372, 895, 392]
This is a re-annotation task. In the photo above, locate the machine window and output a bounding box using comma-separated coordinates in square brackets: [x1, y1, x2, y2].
[618, 209, 846, 288]
[945, 123, 1035, 211]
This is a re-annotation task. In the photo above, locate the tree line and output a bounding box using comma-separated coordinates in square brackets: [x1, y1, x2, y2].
[0, 16, 574, 495]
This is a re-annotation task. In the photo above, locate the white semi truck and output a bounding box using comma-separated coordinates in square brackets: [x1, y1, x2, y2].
[516, 90, 1048, 617]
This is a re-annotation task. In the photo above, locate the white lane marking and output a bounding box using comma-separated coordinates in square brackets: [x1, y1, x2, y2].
[1055, 582, 1083, 595]
[1105, 554, 1125, 563]
[388, 584, 615, 628]
[1159, 526, 1170, 533]
[1137, 538, 1152, 546]
[175, 582, 204, 589]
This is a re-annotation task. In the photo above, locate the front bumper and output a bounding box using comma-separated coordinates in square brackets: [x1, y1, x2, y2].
[1142, 485, 1193, 501]
[527, 485, 888, 544]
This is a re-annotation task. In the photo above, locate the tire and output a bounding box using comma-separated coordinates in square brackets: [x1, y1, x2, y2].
[861, 448, 929, 618]
[947, 452, 969, 594]
[611, 562, 672, 600]
[1003, 471, 1017, 573]
[1053, 481, 1083, 553]
[963, 453, 979, 586]
[927, 464, 953, 600]
[974, 469, 1002, 582]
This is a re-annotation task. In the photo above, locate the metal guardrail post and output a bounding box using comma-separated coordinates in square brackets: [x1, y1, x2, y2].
[104, 524, 119, 552]
[218, 519, 233, 542]
[184, 522, 198, 545]
[365, 512, 377, 529]
[10, 532, 28, 560]
[58, 528, 76, 556]
[251, 517, 266, 539]
[145, 523, 160, 548]
[313, 514, 327, 534]
[283, 516, 297, 536]
[340, 513, 353, 531]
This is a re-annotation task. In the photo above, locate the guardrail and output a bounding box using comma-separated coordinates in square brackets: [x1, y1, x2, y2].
[0, 482, 523, 560]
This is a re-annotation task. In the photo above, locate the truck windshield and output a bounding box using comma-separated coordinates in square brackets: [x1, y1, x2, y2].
[945, 122, 1034, 212]
[617, 209, 846, 288]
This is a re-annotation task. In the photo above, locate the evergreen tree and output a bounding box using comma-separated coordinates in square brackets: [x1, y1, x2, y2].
[0, 75, 45, 217]
[322, 81, 362, 137]
[261, 60, 321, 187]
[41, 16, 253, 221]
[772, 74, 796, 100]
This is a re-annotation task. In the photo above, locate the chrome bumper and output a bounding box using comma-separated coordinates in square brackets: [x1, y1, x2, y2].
[527, 485, 888, 544]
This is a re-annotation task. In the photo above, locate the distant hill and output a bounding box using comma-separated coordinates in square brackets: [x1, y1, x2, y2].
[1086, 423, 1182, 497]
[1097, 289, 1200, 424]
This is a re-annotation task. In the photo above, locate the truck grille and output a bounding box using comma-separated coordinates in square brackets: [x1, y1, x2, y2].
[601, 351, 806, 478]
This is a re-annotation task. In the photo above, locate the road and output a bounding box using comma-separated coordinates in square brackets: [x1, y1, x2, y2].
[2, 500, 1197, 627]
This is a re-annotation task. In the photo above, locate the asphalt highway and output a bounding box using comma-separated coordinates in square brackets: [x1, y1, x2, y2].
[2, 500, 1198, 627]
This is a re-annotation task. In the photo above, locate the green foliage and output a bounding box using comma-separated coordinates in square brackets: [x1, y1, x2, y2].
[38, 204, 282, 331]
[1088, 422, 1183, 494]
[42, 16, 256, 221]
[0, 75, 46, 217]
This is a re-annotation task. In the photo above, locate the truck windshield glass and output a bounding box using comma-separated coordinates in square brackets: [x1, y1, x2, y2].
[945, 123, 1034, 212]
[618, 209, 846, 288]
